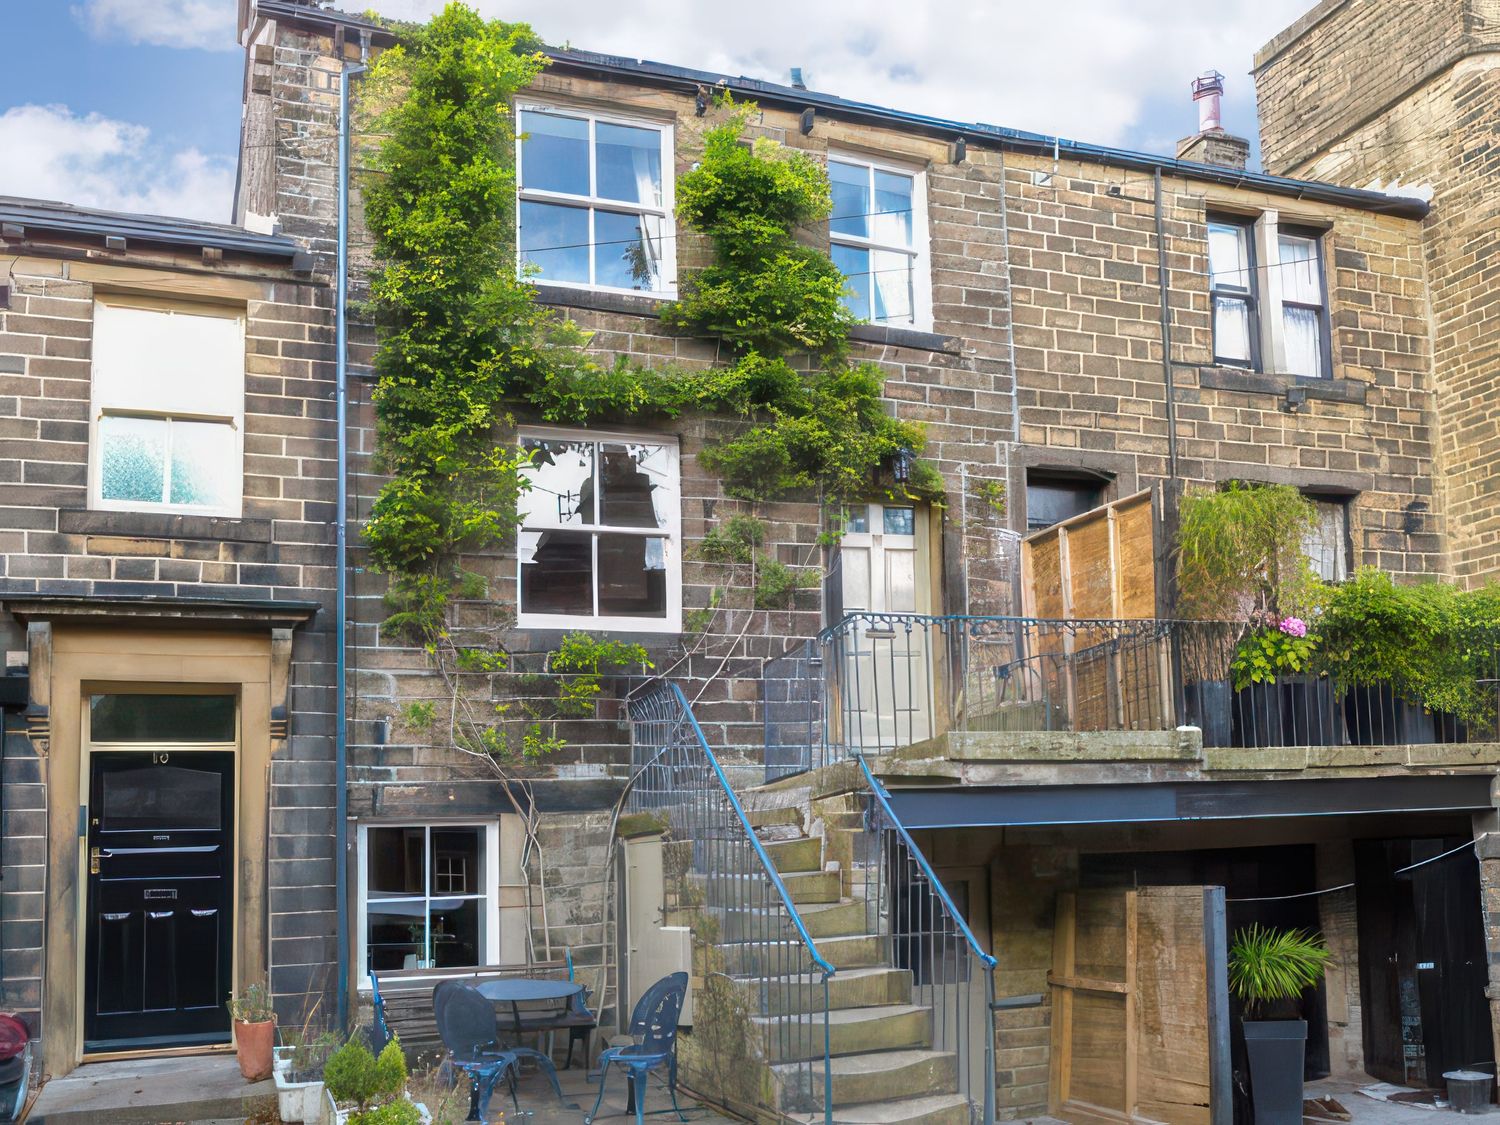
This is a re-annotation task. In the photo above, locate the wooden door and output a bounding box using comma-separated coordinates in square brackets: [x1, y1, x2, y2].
[1050, 887, 1230, 1125]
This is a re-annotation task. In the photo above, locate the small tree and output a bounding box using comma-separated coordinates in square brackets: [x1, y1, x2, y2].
[1175, 483, 1322, 621]
[1228, 925, 1331, 1020]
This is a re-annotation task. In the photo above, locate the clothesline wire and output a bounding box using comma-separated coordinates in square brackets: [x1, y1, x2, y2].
[1226, 836, 1486, 903]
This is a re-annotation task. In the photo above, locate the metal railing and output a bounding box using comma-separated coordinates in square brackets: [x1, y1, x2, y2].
[628, 683, 836, 1123]
[764, 614, 1500, 778]
[855, 753, 998, 1125]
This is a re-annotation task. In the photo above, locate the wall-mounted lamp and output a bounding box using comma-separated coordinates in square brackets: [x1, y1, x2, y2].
[892, 446, 916, 483]
[951, 137, 967, 164]
[694, 85, 709, 116]
[799, 108, 816, 136]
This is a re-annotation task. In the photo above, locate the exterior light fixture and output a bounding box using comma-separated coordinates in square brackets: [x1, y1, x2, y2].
[800, 108, 816, 135]
[892, 446, 916, 483]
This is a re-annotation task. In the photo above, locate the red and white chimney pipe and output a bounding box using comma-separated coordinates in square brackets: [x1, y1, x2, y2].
[1191, 70, 1226, 133]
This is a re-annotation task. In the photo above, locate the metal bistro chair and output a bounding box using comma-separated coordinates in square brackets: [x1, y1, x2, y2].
[434, 980, 523, 1122]
[367, 971, 393, 1052]
[586, 972, 689, 1125]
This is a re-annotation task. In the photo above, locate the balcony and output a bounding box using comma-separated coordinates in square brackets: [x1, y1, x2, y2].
[761, 615, 1500, 784]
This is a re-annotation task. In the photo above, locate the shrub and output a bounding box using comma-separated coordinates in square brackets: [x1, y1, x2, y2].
[1175, 483, 1322, 620]
[1228, 925, 1331, 1019]
[324, 1037, 380, 1109]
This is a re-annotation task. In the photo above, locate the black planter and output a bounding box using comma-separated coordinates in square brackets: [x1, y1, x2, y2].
[1183, 679, 1233, 747]
[1231, 678, 1344, 747]
[1343, 684, 1435, 745]
[1243, 1018, 1307, 1124]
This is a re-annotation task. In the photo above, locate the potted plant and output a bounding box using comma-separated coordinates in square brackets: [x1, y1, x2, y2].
[1228, 925, 1332, 1125]
[275, 1027, 342, 1124]
[229, 981, 277, 1082]
[1175, 484, 1327, 747]
[323, 1034, 430, 1125]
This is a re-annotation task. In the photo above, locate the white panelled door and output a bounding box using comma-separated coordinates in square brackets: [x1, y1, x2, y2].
[837, 504, 934, 752]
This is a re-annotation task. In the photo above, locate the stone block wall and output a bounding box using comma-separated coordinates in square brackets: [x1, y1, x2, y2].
[1254, 0, 1500, 584]
[0, 242, 338, 1027]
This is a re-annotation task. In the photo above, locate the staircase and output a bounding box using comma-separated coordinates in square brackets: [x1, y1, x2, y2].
[722, 792, 972, 1125]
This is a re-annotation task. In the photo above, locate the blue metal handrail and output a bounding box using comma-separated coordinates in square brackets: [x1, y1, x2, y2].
[629, 682, 835, 1124]
[855, 752, 997, 1125]
[668, 685, 836, 980]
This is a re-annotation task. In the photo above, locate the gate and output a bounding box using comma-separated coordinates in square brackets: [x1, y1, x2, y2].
[1049, 887, 1230, 1124]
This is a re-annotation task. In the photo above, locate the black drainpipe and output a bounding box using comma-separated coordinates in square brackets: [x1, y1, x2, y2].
[1153, 167, 1179, 479]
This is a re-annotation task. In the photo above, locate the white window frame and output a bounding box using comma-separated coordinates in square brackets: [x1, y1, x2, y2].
[516, 426, 682, 634]
[827, 152, 932, 332]
[355, 821, 501, 984]
[1242, 209, 1333, 380]
[515, 102, 677, 297]
[88, 297, 245, 518]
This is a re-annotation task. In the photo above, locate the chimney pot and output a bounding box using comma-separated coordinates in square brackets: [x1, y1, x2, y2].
[1191, 69, 1226, 133]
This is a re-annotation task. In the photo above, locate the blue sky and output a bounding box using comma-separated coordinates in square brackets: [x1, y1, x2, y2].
[0, 0, 1316, 222]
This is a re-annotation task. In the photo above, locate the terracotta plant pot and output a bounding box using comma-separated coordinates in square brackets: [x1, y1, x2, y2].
[235, 1018, 276, 1082]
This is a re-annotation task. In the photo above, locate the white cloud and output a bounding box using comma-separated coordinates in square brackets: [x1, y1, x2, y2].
[72, 0, 235, 52]
[368, 0, 1316, 152]
[0, 104, 235, 222]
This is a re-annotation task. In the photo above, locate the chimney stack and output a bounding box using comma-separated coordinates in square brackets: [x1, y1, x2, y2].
[1176, 69, 1250, 170]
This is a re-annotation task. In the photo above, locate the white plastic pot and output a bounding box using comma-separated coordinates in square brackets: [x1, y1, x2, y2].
[272, 1046, 328, 1125]
[324, 1088, 432, 1125]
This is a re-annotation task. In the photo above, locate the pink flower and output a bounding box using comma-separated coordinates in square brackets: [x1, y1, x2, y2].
[1279, 616, 1308, 638]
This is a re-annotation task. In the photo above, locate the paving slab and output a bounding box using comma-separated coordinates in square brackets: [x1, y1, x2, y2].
[27, 1054, 274, 1125]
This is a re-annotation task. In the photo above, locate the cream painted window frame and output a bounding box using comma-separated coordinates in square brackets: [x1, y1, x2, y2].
[355, 821, 502, 983]
[827, 151, 934, 332]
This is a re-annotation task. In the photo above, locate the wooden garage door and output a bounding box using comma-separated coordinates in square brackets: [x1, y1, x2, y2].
[1049, 887, 1230, 1125]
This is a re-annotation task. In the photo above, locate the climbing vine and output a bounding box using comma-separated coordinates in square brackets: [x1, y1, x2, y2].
[357, 5, 947, 762]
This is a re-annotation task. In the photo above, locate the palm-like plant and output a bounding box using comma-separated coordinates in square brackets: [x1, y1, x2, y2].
[1228, 925, 1332, 1019]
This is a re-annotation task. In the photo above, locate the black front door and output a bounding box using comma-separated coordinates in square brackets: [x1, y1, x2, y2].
[84, 751, 235, 1051]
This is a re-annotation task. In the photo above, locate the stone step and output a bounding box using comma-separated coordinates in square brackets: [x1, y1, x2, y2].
[694, 868, 842, 905]
[787, 1093, 974, 1125]
[747, 803, 805, 830]
[755, 822, 805, 843]
[762, 835, 823, 874]
[707, 897, 868, 943]
[754, 1003, 932, 1061]
[741, 965, 912, 1014]
[716, 932, 887, 974]
[773, 1048, 960, 1110]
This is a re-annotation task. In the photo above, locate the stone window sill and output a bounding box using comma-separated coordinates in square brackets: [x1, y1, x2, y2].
[59, 508, 274, 543]
[1197, 365, 1368, 406]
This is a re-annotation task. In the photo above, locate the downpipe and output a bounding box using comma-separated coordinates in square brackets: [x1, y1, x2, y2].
[335, 34, 370, 1032]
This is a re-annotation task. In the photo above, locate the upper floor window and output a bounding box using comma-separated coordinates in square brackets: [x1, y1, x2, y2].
[1204, 213, 1330, 380]
[517, 429, 681, 632]
[517, 106, 675, 295]
[1278, 229, 1329, 378]
[828, 155, 930, 330]
[1208, 218, 1258, 368]
[90, 298, 244, 518]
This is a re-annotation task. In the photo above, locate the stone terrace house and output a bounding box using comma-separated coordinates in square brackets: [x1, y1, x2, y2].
[234, 1, 1496, 1121]
[0, 198, 338, 1075]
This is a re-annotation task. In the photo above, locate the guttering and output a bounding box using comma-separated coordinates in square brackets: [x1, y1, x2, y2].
[541, 48, 1430, 221]
[334, 33, 370, 1033]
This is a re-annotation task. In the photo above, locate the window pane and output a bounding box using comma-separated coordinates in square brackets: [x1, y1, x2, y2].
[595, 122, 662, 206]
[883, 507, 916, 536]
[519, 437, 595, 527]
[520, 110, 589, 196]
[872, 169, 914, 247]
[1214, 295, 1252, 362]
[100, 415, 167, 503]
[1279, 235, 1323, 304]
[428, 897, 482, 970]
[832, 243, 872, 321]
[1303, 499, 1349, 582]
[519, 201, 590, 284]
[169, 420, 235, 509]
[1026, 480, 1102, 531]
[366, 905, 427, 972]
[594, 210, 663, 291]
[1207, 222, 1248, 290]
[597, 534, 668, 618]
[90, 693, 236, 742]
[829, 160, 869, 238]
[1283, 305, 1324, 377]
[99, 764, 223, 832]
[846, 509, 869, 534]
[520, 528, 595, 616]
[367, 827, 426, 896]
[871, 248, 915, 325]
[430, 828, 481, 895]
[600, 443, 672, 529]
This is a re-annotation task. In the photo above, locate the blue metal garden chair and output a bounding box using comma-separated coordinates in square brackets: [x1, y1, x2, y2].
[434, 979, 523, 1122]
[367, 972, 393, 1052]
[585, 971, 690, 1125]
